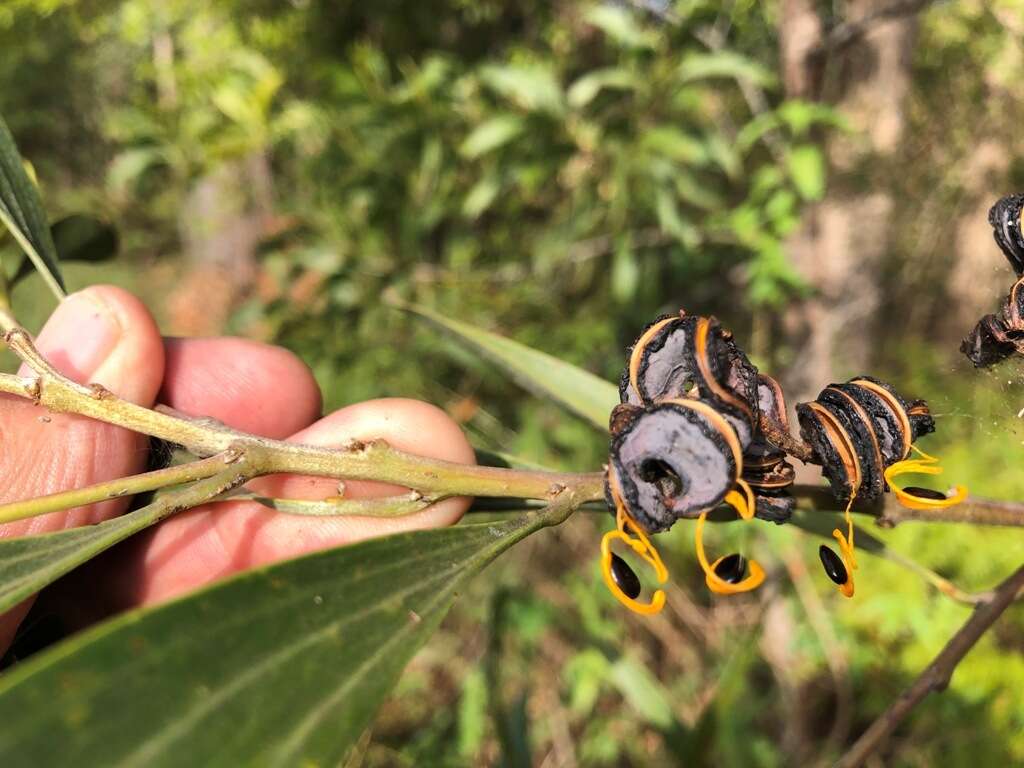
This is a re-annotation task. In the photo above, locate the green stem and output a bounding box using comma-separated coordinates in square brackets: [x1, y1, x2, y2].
[0, 454, 235, 526]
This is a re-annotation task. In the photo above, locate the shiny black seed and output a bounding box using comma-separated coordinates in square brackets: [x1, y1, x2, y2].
[819, 545, 848, 585]
[901, 486, 948, 501]
[714, 553, 748, 584]
[610, 553, 642, 599]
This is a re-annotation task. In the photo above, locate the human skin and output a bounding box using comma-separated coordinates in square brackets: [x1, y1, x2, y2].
[0, 285, 476, 655]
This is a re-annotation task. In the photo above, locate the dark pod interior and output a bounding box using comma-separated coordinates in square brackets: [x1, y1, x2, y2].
[618, 314, 700, 407]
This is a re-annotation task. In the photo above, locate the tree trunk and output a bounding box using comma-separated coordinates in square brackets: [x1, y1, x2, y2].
[780, 1, 918, 401]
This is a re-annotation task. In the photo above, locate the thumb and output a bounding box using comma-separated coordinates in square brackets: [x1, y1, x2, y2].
[0, 285, 165, 653]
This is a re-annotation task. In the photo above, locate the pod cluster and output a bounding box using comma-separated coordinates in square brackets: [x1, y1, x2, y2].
[963, 194, 1024, 367]
[601, 309, 961, 612]
[609, 313, 794, 534]
[607, 312, 937, 529]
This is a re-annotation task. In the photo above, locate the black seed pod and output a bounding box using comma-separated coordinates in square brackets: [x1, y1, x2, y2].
[961, 277, 1024, 368]
[962, 314, 1017, 368]
[714, 553, 748, 584]
[988, 193, 1024, 276]
[618, 313, 699, 407]
[607, 400, 740, 533]
[797, 398, 860, 502]
[799, 377, 933, 502]
[819, 545, 848, 585]
[752, 490, 796, 524]
[618, 313, 759, 449]
[610, 553, 642, 599]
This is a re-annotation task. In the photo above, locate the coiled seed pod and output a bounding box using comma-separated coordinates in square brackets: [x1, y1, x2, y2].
[607, 398, 744, 533]
[988, 193, 1024, 275]
[619, 313, 759, 448]
[797, 377, 933, 502]
[743, 374, 796, 523]
[962, 279, 1024, 367]
[962, 194, 1024, 367]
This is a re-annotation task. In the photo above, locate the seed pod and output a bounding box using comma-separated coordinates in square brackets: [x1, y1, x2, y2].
[819, 545, 848, 586]
[714, 553, 748, 584]
[607, 399, 742, 533]
[618, 313, 759, 448]
[988, 193, 1024, 276]
[962, 314, 1016, 368]
[619, 313, 699, 407]
[961, 278, 1024, 368]
[798, 377, 933, 502]
[609, 553, 642, 599]
[752, 490, 796, 524]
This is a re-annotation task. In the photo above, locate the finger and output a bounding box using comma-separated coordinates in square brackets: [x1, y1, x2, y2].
[160, 337, 322, 438]
[0, 286, 164, 652]
[35, 335, 324, 634]
[120, 398, 475, 606]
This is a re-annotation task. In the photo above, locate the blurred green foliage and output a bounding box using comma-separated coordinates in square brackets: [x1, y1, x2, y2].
[2, 1, 1024, 766]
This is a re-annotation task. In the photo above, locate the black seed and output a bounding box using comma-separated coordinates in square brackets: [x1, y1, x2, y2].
[714, 553, 748, 584]
[901, 486, 948, 501]
[819, 545, 848, 585]
[610, 554, 642, 599]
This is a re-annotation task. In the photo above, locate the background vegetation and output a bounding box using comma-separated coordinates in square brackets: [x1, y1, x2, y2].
[3, 0, 1024, 765]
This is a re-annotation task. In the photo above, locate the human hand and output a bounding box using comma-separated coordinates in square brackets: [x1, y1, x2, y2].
[0, 286, 475, 656]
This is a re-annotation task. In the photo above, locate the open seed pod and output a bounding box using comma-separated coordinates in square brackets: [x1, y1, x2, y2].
[740, 375, 795, 523]
[618, 313, 699, 407]
[618, 312, 759, 448]
[797, 377, 933, 502]
[607, 398, 744, 533]
[988, 193, 1024, 276]
[962, 278, 1024, 368]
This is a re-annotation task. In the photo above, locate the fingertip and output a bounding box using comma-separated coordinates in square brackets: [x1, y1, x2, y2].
[22, 284, 165, 406]
[161, 337, 322, 438]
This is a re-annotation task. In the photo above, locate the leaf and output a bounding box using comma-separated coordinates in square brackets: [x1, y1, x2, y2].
[640, 126, 708, 165]
[397, 302, 618, 431]
[460, 115, 525, 159]
[584, 6, 656, 49]
[0, 473, 237, 616]
[0, 510, 562, 766]
[10, 215, 119, 287]
[0, 114, 64, 300]
[678, 51, 777, 89]
[462, 174, 501, 218]
[567, 68, 636, 109]
[480, 65, 565, 116]
[786, 144, 826, 201]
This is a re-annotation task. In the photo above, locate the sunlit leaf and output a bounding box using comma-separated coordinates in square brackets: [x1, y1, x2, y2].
[398, 302, 618, 430]
[0, 510, 563, 766]
[0, 114, 64, 300]
[786, 144, 826, 201]
[479, 64, 565, 116]
[567, 68, 636, 108]
[0, 475, 233, 615]
[678, 51, 776, 89]
[460, 115, 525, 158]
[584, 6, 656, 49]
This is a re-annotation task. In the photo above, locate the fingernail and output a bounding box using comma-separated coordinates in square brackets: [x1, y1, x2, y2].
[20, 290, 122, 382]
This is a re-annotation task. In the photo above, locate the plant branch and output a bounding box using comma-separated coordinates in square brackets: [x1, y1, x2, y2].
[0, 453, 237, 526]
[793, 484, 1024, 528]
[0, 322, 605, 509]
[834, 563, 1024, 768]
